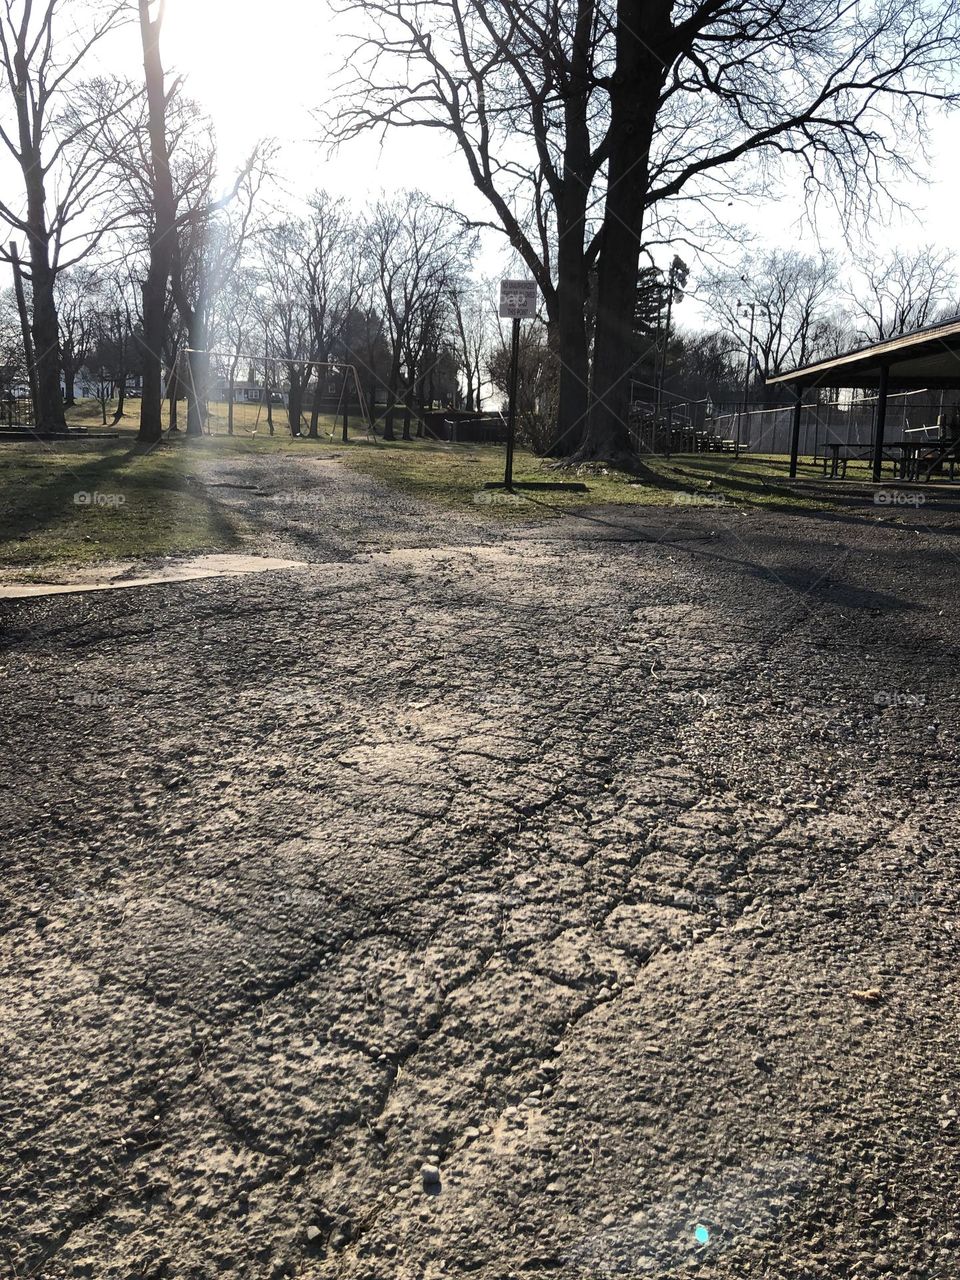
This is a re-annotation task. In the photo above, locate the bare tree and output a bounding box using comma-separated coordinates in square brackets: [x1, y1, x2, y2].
[702, 250, 839, 400]
[213, 267, 258, 436]
[585, 0, 960, 457]
[77, 59, 208, 437]
[173, 160, 269, 436]
[136, 0, 180, 442]
[93, 20, 271, 441]
[82, 273, 136, 423]
[256, 221, 317, 436]
[449, 280, 491, 411]
[0, 0, 131, 429]
[333, 0, 960, 461]
[330, 0, 610, 452]
[365, 192, 469, 440]
[338, 262, 391, 429]
[56, 266, 99, 406]
[849, 246, 957, 341]
[299, 193, 356, 438]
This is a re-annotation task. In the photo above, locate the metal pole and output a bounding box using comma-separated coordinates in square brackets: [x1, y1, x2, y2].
[655, 263, 676, 414]
[504, 316, 520, 489]
[789, 384, 803, 478]
[737, 301, 756, 459]
[872, 363, 889, 482]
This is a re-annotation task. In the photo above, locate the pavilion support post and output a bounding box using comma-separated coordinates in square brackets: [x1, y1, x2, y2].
[789, 384, 803, 478]
[872, 363, 890, 482]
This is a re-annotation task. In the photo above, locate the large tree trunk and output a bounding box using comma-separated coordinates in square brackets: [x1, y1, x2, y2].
[140, 259, 169, 441]
[184, 346, 206, 436]
[112, 377, 126, 424]
[28, 250, 66, 431]
[550, 193, 591, 456]
[553, 292, 590, 456]
[138, 0, 178, 444]
[13, 76, 65, 432]
[62, 351, 76, 408]
[582, 0, 668, 461]
[586, 210, 645, 460]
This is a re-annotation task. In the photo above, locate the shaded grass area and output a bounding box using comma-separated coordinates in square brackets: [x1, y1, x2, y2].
[0, 411, 357, 569]
[0, 440, 250, 569]
[336, 437, 883, 517]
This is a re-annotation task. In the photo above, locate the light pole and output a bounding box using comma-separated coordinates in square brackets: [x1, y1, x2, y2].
[735, 298, 757, 459]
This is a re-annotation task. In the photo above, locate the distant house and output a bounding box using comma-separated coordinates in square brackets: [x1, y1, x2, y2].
[211, 378, 287, 407]
[72, 372, 143, 399]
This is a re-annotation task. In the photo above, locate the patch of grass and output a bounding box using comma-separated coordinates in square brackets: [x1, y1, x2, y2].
[0, 439, 253, 569]
[0, 409, 364, 569]
[334, 437, 880, 518]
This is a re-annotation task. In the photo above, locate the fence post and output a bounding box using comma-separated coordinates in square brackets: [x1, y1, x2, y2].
[789, 385, 803, 478]
[872, 363, 889, 482]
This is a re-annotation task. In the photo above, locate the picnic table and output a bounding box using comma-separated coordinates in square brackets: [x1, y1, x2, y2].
[820, 442, 897, 479]
[820, 439, 960, 481]
[889, 438, 960, 481]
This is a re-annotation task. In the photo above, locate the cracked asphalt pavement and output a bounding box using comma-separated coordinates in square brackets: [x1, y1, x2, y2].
[2, 452, 959, 1279]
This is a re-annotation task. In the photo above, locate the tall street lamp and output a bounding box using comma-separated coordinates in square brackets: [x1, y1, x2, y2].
[735, 298, 756, 458]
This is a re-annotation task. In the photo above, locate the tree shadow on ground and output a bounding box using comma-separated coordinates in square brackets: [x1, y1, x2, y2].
[0, 442, 246, 563]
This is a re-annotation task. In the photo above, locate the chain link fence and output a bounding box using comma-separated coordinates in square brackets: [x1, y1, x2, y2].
[1, 386, 34, 430]
[710, 393, 954, 458]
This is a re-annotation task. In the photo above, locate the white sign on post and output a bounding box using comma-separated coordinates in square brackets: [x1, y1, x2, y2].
[499, 279, 538, 320]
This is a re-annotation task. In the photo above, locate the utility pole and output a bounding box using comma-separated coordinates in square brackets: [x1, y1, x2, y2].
[736, 300, 756, 459]
[655, 260, 678, 415]
[504, 316, 520, 488]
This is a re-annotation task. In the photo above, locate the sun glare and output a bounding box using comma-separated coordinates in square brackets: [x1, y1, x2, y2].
[163, 0, 320, 167]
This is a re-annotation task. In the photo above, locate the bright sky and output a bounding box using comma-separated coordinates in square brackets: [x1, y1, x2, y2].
[164, 0, 483, 212]
[162, 0, 960, 325]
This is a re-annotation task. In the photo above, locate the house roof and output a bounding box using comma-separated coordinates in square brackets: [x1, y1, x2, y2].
[766, 315, 960, 389]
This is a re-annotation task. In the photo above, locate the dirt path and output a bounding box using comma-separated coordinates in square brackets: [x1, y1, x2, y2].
[2, 453, 959, 1279]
